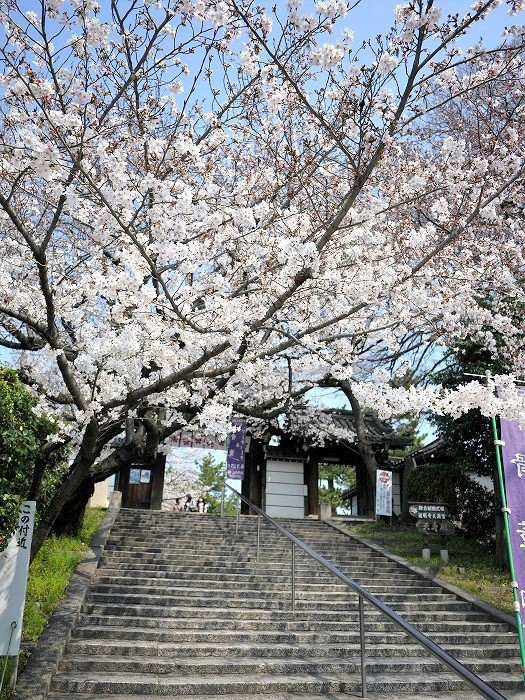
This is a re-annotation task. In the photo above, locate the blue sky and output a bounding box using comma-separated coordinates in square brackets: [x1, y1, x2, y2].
[345, 0, 520, 47]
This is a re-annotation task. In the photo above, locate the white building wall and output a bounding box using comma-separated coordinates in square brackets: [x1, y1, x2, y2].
[351, 495, 358, 514]
[88, 479, 109, 508]
[266, 460, 306, 519]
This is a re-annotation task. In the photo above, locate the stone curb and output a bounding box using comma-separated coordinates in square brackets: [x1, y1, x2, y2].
[325, 520, 516, 629]
[12, 491, 122, 700]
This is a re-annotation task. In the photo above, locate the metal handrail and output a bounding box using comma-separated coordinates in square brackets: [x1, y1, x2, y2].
[222, 483, 507, 700]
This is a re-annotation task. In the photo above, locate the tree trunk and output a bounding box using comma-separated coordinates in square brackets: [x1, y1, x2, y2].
[340, 381, 378, 517]
[28, 440, 68, 501]
[28, 453, 48, 502]
[30, 419, 99, 561]
[49, 438, 150, 540]
[52, 478, 94, 537]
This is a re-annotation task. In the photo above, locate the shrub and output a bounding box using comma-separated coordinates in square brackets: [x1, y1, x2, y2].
[406, 462, 495, 543]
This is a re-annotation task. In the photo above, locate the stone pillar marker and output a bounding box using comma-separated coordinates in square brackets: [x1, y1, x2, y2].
[319, 502, 332, 521]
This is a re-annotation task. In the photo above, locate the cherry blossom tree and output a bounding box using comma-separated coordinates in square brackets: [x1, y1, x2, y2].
[0, 0, 524, 554]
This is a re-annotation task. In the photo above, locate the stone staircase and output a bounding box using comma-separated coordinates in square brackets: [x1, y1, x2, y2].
[45, 508, 524, 699]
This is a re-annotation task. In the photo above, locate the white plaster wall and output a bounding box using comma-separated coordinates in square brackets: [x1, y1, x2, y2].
[266, 460, 306, 518]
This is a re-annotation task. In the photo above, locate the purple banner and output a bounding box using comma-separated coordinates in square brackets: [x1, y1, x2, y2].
[500, 394, 525, 617]
[226, 417, 246, 479]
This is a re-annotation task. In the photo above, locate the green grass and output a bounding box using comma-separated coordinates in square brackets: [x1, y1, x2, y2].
[0, 658, 16, 700]
[1, 507, 106, 698]
[22, 507, 106, 641]
[345, 521, 514, 614]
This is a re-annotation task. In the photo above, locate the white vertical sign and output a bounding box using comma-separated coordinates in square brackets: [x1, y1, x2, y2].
[0, 501, 36, 655]
[376, 470, 392, 516]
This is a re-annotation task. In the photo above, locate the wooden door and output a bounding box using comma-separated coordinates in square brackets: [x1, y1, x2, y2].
[121, 466, 153, 508]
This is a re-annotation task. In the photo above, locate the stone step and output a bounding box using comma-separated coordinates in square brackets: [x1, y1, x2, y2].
[48, 669, 521, 696]
[251, 543, 382, 552]
[72, 624, 516, 645]
[78, 604, 510, 630]
[93, 575, 439, 594]
[95, 566, 294, 578]
[89, 582, 451, 601]
[85, 592, 288, 610]
[57, 653, 519, 676]
[98, 554, 389, 572]
[101, 541, 397, 557]
[97, 559, 408, 577]
[98, 571, 288, 584]
[84, 590, 474, 612]
[97, 552, 327, 566]
[102, 537, 380, 551]
[95, 565, 421, 581]
[105, 538, 366, 549]
[104, 541, 378, 558]
[106, 531, 241, 540]
[92, 576, 428, 593]
[97, 550, 342, 576]
[101, 547, 254, 561]
[65, 638, 520, 660]
[101, 539, 237, 547]
[44, 510, 522, 698]
[101, 540, 387, 555]
[135, 540, 356, 550]
[46, 690, 525, 700]
[78, 609, 500, 628]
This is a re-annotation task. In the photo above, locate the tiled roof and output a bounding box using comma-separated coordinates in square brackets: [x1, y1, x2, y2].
[269, 409, 411, 452]
[319, 409, 411, 447]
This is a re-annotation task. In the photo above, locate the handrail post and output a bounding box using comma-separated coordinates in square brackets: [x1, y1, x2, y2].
[256, 513, 261, 563]
[235, 494, 240, 536]
[220, 484, 225, 517]
[291, 541, 296, 613]
[359, 595, 367, 698]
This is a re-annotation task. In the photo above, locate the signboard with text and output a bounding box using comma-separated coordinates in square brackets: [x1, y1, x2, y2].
[129, 468, 141, 484]
[408, 502, 448, 520]
[409, 502, 455, 535]
[140, 469, 151, 484]
[375, 469, 392, 516]
[226, 418, 247, 479]
[0, 501, 36, 655]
